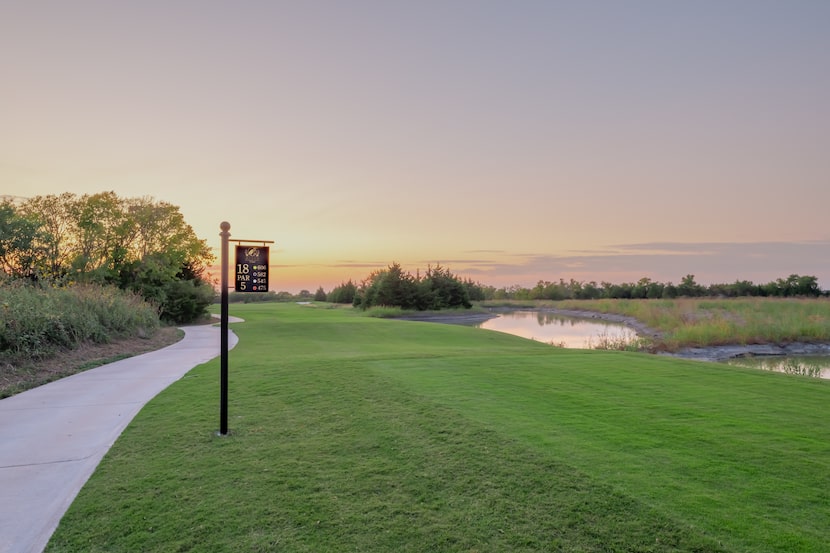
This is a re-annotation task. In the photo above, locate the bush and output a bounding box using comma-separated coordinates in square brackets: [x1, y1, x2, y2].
[158, 279, 215, 324]
[328, 280, 357, 304]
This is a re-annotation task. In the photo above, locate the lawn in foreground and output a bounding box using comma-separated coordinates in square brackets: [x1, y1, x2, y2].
[47, 303, 829, 552]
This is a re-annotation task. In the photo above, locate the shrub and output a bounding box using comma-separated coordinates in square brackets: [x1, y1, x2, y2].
[158, 278, 215, 324]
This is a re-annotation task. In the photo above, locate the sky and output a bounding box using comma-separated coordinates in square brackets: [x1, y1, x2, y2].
[2, 1, 829, 293]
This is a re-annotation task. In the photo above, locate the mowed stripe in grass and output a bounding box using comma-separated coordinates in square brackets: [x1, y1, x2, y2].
[376, 352, 830, 552]
[47, 303, 828, 552]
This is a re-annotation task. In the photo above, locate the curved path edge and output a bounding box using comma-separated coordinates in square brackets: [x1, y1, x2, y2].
[0, 320, 241, 553]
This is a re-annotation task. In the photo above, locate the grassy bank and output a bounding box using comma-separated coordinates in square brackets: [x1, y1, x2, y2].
[486, 297, 830, 350]
[47, 303, 829, 552]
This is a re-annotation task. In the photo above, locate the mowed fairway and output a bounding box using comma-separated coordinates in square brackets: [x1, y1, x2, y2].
[47, 303, 830, 552]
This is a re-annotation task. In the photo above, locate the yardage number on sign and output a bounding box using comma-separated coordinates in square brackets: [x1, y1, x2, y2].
[235, 246, 269, 292]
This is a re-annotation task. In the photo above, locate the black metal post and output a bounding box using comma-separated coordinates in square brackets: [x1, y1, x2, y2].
[219, 221, 230, 435]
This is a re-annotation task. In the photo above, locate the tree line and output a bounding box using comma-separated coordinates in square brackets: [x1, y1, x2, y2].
[319, 268, 825, 309]
[473, 273, 825, 301]
[0, 192, 214, 323]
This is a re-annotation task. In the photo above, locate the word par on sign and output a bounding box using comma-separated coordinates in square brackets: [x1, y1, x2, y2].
[235, 246, 269, 292]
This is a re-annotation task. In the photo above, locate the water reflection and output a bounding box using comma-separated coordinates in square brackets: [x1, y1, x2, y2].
[725, 356, 830, 379]
[476, 310, 633, 349]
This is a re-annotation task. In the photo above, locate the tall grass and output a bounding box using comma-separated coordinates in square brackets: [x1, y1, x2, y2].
[0, 282, 160, 362]
[585, 329, 646, 351]
[553, 297, 830, 349]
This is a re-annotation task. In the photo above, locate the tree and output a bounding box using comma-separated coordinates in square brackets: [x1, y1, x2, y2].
[355, 263, 418, 310]
[369, 263, 418, 308]
[328, 280, 357, 304]
[0, 201, 44, 279]
[419, 264, 471, 309]
[729, 280, 760, 297]
[578, 281, 602, 300]
[630, 278, 651, 299]
[70, 191, 134, 277]
[662, 283, 678, 298]
[769, 274, 821, 297]
[14, 192, 215, 323]
[127, 197, 212, 276]
[793, 275, 820, 296]
[462, 278, 487, 301]
[19, 193, 77, 279]
[314, 286, 327, 301]
[677, 274, 704, 297]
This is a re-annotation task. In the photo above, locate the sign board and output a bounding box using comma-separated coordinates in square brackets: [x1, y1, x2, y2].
[235, 245, 269, 292]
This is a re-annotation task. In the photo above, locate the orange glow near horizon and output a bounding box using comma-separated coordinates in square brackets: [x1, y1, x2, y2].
[206, 242, 830, 296]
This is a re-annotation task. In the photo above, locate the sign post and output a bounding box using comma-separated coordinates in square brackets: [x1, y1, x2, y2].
[217, 224, 274, 436]
[219, 222, 231, 435]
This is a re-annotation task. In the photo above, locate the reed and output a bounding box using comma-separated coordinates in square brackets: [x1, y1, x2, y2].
[556, 297, 830, 349]
[585, 329, 645, 351]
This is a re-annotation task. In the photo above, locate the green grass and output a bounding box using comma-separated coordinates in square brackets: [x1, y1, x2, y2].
[47, 303, 830, 552]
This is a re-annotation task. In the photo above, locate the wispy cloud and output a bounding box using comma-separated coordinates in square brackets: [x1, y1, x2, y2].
[328, 261, 389, 269]
[451, 241, 830, 287]
[272, 241, 830, 292]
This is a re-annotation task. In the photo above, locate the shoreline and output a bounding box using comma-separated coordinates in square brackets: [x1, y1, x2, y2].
[398, 307, 830, 362]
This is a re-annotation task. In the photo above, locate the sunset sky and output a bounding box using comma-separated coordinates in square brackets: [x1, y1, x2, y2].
[3, 1, 829, 293]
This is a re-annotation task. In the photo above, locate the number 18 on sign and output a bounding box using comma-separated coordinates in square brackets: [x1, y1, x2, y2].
[235, 246, 269, 292]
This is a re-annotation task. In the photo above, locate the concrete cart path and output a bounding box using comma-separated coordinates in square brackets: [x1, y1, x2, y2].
[0, 322, 240, 553]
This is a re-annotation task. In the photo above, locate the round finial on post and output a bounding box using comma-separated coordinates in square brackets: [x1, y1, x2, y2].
[220, 221, 231, 232]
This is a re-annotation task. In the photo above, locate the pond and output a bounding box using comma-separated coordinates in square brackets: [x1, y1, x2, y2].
[475, 310, 635, 348]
